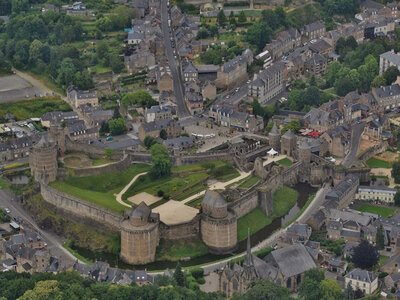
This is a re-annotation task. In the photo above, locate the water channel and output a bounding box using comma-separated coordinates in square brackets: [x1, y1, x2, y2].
[71, 182, 317, 271]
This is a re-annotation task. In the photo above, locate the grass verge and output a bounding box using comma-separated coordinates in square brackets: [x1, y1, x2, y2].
[156, 238, 209, 261]
[358, 204, 396, 218]
[238, 176, 260, 189]
[63, 241, 94, 265]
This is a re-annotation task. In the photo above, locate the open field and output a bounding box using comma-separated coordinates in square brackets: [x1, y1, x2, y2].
[123, 160, 238, 200]
[0, 96, 71, 121]
[366, 157, 392, 169]
[237, 207, 272, 242]
[273, 186, 299, 218]
[358, 204, 396, 218]
[155, 237, 209, 261]
[50, 164, 151, 213]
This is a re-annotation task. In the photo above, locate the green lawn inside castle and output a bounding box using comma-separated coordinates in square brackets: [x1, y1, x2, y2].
[50, 160, 240, 214]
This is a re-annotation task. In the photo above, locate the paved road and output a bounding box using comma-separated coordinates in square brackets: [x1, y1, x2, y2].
[160, 1, 190, 117]
[342, 122, 365, 168]
[0, 188, 80, 267]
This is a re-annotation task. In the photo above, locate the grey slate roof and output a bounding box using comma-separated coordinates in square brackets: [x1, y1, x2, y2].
[345, 268, 376, 283]
[380, 50, 400, 66]
[269, 123, 280, 136]
[265, 244, 317, 278]
[202, 190, 227, 208]
[375, 84, 400, 99]
[282, 129, 295, 139]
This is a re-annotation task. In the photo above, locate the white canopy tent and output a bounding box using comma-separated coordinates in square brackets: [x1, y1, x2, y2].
[267, 148, 278, 156]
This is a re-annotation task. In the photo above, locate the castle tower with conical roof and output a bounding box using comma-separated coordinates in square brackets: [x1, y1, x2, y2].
[268, 123, 280, 151]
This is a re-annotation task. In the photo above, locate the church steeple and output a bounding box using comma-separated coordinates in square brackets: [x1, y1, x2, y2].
[243, 228, 254, 267]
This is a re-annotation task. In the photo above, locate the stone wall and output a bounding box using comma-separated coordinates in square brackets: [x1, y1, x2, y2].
[173, 151, 234, 166]
[358, 141, 389, 162]
[40, 183, 122, 230]
[66, 154, 133, 177]
[159, 216, 200, 240]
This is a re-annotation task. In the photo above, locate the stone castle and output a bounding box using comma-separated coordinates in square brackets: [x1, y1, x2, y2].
[30, 122, 372, 265]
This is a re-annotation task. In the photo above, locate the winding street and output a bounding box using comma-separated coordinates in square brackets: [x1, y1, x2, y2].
[115, 172, 148, 207]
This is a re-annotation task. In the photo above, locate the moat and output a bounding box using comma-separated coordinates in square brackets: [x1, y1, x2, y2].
[69, 182, 317, 271]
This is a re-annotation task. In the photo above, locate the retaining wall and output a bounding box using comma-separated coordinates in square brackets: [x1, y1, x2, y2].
[40, 183, 122, 230]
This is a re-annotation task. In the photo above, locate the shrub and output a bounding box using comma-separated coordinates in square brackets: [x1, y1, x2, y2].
[190, 267, 204, 280]
[163, 194, 170, 201]
[196, 277, 205, 284]
[157, 190, 164, 197]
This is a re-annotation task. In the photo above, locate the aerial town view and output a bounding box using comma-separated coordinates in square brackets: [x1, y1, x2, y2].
[2, 0, 400, 298]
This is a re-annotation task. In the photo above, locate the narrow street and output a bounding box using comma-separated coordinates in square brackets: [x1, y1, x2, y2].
[0, 188, 81, 266]
[342, 121, 365, 168]
[160, 0, 190, 117]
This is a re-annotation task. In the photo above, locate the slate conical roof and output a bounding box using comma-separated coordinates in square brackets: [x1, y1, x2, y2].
[282, 129, 295, 139]
[202, 190, 227, 208]
[269, 123, 280, 136]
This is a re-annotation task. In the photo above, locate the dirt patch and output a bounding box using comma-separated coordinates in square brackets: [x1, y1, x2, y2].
[376, 151, 399, 162]
[370, 168, 395, 188]
[153, 200, 199, 225]
[62, 153, 92, 168]
[127, 192, 161, 206]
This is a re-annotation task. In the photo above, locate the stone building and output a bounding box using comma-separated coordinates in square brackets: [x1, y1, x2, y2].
[280, 130, 296, 157]
[201, 190, 237, 254]
[29, 135, 58, 184]
[120, 202, 160, 265]
[67, 85, 98, 109]
[268, 123, 281, 151]
[298, 139, 311, 164]
[345, 268, 378, 295]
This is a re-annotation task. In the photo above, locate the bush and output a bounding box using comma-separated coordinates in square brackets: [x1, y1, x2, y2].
[196, 277, 205, 285]
[190, 268, 204, 280]
[378, 272, 388, 278]
[163, 194, 170, 201]
[157, 190, 164, 197]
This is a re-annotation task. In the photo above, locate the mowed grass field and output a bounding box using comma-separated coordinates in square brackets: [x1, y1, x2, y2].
[358, 204, 396, 218]
[50, 163, 151, 214]
[277, 158, 293, 166]
[236, 185, 299, 241]
[273, 186, 299, 218]
[155, 237, 209, 261]
[123, 160, 239, 200]
[366, 157, 392, 168]
[237, 207, 272, 241]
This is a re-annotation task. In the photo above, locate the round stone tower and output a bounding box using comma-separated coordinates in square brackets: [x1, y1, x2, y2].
[201, 190, 237, 254]
[298, 139, 312, 164]
[120, 202, 160, 265]
[268, 123, 280, 151]
[29, 135, 58, 184]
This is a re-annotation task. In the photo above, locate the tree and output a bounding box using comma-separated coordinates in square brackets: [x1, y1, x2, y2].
[391, 161, 400, 184]
[319, 279, 344, 300]
[144, 136, 158, 149]
[238, 11, 247, 24]
[246, 21, 271, 52]
[394, 192, 400, 206]
[383, 66, 400, 85]
[281, 120, 301, 134]
[150, 143, 172, 179]
[376, 224, 384, 250]
[371, 75, 386, 88]
[19, 280, 63, 300]
[100, 121, 109, 135]
[217, 9, 227, 27]
[352, 240, 378, 269]
[159, 129, 167, 140]
[57, 58, 76, 87]
[108, 118, 127, 136]
[73, 70, 94, 90]
[299, 268, 325, 300]
[234, 280, 292, 300]
[96, 17, 113, 32]
[154, 275, 174, 287]
[109, 53, 124, 73]
[174, 263, 185, 287]
[121, 90, 157, 108]
[344, 282, 355, 300]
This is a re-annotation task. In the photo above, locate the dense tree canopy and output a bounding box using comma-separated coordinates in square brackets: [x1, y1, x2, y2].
[352, 240, 378, 269]
[150, 143, 172, 179]
[108, 118, 127, 136]
[121, 90, 157, 108]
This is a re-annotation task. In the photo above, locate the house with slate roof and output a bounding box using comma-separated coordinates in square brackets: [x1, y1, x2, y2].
[345, 268, 378, 295]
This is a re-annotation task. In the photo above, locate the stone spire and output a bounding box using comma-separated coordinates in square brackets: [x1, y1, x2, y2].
[269, 122, 280, 136]
[244, 228, 254, 267]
